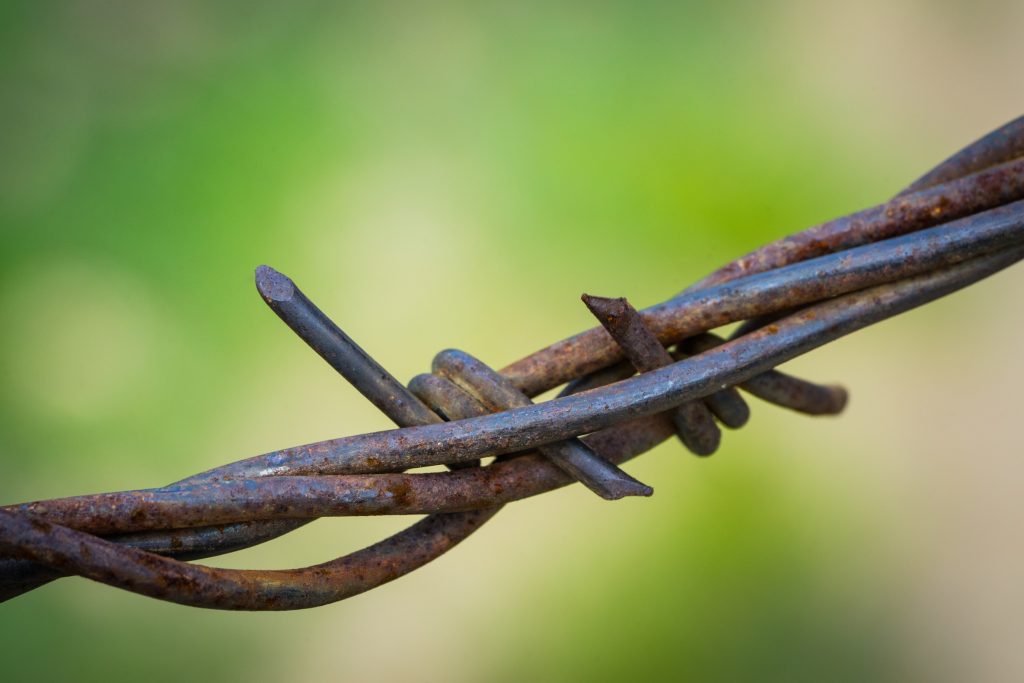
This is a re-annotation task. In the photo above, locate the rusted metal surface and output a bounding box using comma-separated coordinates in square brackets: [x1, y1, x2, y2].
[6, 416, 675, 537]
[504, 199, 1024, 395]
[2, 116, 1024, 610]
[679, 333, 849, 416]
[902, 115, 1024, 195]
[583, 294, 724, 454]
[256, 265, 442, 429]
[0, 507, 501, 610]
[686, 155, 1024, 291]
[433, 348, 653, 499]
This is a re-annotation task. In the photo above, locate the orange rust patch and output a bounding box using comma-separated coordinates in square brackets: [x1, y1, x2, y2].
[384, 480, 412, 506]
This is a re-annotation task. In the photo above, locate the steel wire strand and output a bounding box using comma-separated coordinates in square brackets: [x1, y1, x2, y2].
[172, 206, 1024, 482]
[2, 195, 1023, 603]
[678, 155, 1024, 294]
[2, 117, 1022, 607]
[684, 115, 1024, 409]
[0, 265, 659, 596]
[902, 115, 1024, 195]
[9, 116, 1017, 582]
[507, 116, 1024, 399]
[6, 194, 1015, 548]
[0, 265, 507, 597]
[1, 244, 1021, 611]
[582, 293, 727, 454]
[501, 191, 1024, 397]
[4, 418, 674, 535]
[21, 207, 1024, 536]
[727, 115, 1024, 343]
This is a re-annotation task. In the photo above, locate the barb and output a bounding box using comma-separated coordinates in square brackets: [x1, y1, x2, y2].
[3, 116, 1024, 610]
[583, 294, 726, 454]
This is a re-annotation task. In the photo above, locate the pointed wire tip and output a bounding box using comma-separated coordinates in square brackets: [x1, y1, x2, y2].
[827, 385, 850, 414]
[634, 483, 655, 497]
[599, 480, 654, 500]
[254, 265, 295, 302]
[592, 474, 654, 500]
[581, 293, 628, 322]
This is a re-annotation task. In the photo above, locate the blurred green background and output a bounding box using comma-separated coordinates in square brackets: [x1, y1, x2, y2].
[2, 1, 1023, 681]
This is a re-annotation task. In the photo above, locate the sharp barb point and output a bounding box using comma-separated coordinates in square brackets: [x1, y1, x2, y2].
[254, 264, 295, 302]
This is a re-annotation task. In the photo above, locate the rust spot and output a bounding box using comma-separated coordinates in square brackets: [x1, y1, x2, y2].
[385, 480, 412, 507]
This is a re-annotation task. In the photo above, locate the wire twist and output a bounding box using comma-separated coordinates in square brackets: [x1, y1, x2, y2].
[3, 115, 1024, 609]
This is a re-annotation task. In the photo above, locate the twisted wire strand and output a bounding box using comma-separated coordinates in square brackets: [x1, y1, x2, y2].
[9, 143, 1024, 593]
[2, 116, 1023, 609]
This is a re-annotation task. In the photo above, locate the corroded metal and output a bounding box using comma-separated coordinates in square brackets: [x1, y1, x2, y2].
[2, 115, 1023, 610]
[432, 348, 653, 499]
[583, 294, 724, 454]
[503, 197, 1024, 395]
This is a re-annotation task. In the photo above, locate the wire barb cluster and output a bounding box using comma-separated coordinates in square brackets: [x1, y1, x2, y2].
[3, 116, 1024, 610]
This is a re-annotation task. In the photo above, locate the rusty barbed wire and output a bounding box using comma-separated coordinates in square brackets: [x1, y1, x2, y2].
[3, 115, 1024, 610]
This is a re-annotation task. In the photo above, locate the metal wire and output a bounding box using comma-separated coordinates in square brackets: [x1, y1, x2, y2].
[3, 116, 1024, 610]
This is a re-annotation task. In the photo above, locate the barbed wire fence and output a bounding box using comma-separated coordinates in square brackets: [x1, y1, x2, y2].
[2, 115, 1023, 610]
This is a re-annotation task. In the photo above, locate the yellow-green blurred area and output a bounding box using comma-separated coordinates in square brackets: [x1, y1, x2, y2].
[2, 1, 1024, 680]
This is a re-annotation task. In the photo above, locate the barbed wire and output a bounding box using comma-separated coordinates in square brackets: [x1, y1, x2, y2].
[3, 115, 1024, 610]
